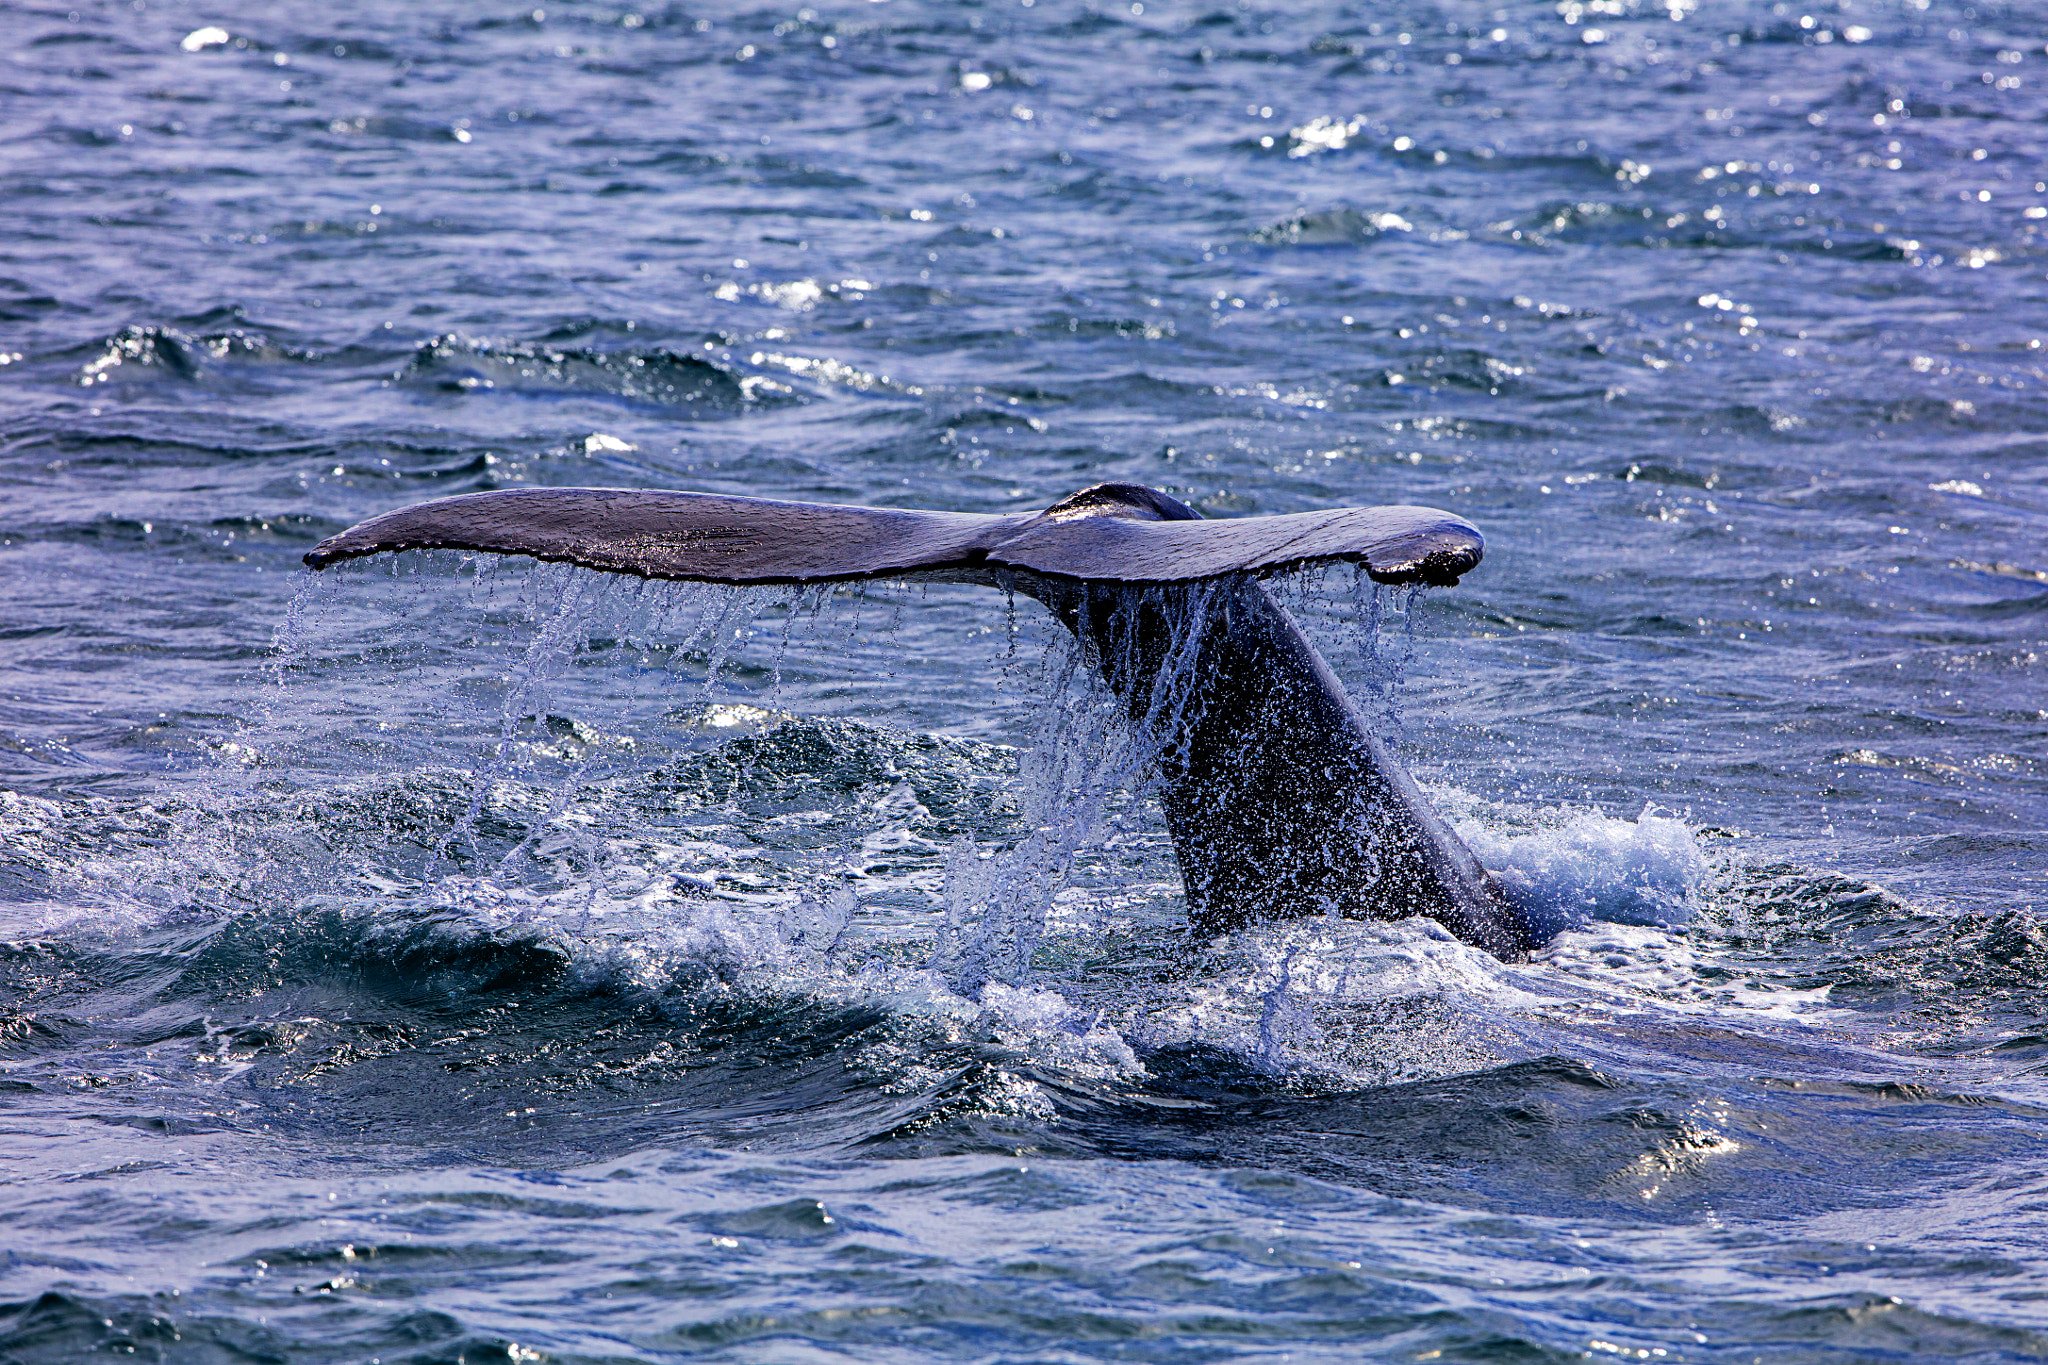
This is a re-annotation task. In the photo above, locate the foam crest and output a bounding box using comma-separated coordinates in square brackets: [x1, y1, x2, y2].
[379, 871, 1148, 1086]
[1460, 804, 1707, 936]
[1118, 916, 1548, 1086]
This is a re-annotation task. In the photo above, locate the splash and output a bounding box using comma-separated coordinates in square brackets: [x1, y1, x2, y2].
[6, 547, 1956, 1115]
[257, 557, 1485, 1002]
[221, 556, 1772, 1094]
[1460, 804, 1707, 937]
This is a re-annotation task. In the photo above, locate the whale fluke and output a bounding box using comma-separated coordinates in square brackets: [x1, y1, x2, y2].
[302, 485, 1484, 587]
[304, 482, 1532, 959]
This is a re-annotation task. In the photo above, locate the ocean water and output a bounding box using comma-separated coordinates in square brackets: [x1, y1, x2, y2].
[4, 0, 2047, 1360]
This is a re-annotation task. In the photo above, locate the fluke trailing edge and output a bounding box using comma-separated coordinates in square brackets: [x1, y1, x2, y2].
[302, 483, 1485, 587]
[305, 483, 1535, 960]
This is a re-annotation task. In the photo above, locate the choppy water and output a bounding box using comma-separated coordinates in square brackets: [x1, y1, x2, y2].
[5, 0, 2048, 1359]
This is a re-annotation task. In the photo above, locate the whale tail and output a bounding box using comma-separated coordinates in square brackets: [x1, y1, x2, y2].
[301, 482, 1484, 587]
[305, 483, 1532, 959]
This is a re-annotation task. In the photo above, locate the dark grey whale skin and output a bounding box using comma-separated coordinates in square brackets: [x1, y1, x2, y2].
[1005, 486, 1532, 960]
[305, 481, 1533, 959]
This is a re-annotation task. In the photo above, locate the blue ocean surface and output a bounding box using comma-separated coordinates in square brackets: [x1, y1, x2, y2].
[3, 0, 2047, 1360]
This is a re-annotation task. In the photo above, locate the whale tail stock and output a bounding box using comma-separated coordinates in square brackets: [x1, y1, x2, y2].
[305, 483, 1534, 959]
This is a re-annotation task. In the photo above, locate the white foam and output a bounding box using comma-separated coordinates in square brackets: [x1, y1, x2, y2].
[1460, 803, 1708, 936]
[979, 982, 1143, 1079]
[1531, 921, 1837, 1020]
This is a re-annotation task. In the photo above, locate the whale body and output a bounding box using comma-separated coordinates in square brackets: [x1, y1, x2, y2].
[306, 482, 1534, 959]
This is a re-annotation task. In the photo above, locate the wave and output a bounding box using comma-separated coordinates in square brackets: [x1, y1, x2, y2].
[395, 334, 789, 412]
[73, 322, 311, 388]
[1249, 206, 1413, 247]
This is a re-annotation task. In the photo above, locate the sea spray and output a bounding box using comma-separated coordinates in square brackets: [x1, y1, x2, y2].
[45, 551, 1821, 1114]
[254, 553, 1711, 1058]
